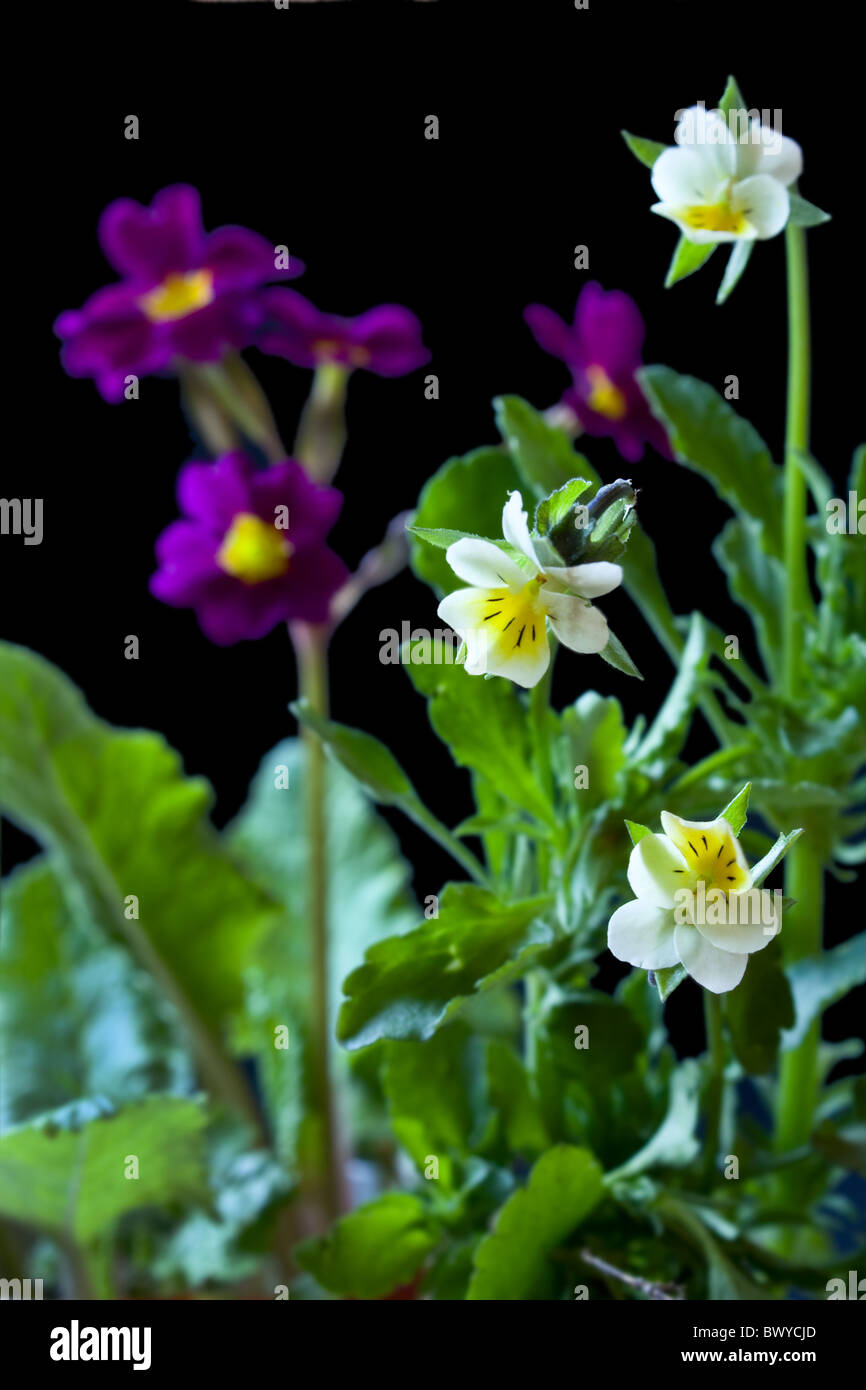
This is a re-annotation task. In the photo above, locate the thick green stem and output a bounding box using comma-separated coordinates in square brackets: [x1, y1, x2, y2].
[293, 624, 343, 1227]
[703, 992, 724, 1180]
[774, 223, 823, 1153]
[782, 223, 812, 700]
[775, 839, 824, 1150]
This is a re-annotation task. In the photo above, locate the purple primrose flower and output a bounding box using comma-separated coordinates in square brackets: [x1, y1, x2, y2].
[258, 288, 430, 376]
[524, 282, 671, 463]
[55, 185, 304, 402]
[150, 452, 348, 644]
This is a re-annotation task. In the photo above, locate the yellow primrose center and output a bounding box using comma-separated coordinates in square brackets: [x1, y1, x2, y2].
[216, 513, 292, 585]
[665, 821, 750, 894]
[139, 269, 215, 323]
[682, 203, 746, 235]
[585, 365, 627, 421]
[476, 578, 548, 658]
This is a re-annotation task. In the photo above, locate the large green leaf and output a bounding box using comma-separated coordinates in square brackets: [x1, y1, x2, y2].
[714, 517, 786, 679]
[0, 859, 191, 1128]
[724, 940, 794, 1074]
[556, 692, 628, 811]
[0, 642, 277, 1033]
[405, 641, 556, 827]
[607, 1060, 701, 1180]
[466, 1145, 603, 1299]
[410, 447, 521, 594]
[337, 883, 554, 1050]
[296, 1193, 438, 1299]
[635, 612, 711, 771]
[0, 1097, 207, 1244]
[639, 366, 783, 552]
[494, 395, 593, 498]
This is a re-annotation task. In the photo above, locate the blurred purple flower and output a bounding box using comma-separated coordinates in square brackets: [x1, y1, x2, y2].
[524, 282, 671, 463]
[150, 452, 348, 644]
[258, 288, 430, 376]
[55, 185, 304, 402]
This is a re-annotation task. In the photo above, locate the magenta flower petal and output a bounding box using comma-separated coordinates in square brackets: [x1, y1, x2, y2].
[99, 184, 206, 284]
[206, 226, 304, 292]
[258, 288, 429, 376]
[526, 281, 669, 463]
[152, 451, 348, 644]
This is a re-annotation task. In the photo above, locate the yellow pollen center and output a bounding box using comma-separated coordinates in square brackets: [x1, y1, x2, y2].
[477, 580, 548, 657]
[216, 513, 292, 585]
[666, 823, 750, 894]
[585, 365, 628, 421]
[682, 203, 746, 235]
[139, 269, 215, 323]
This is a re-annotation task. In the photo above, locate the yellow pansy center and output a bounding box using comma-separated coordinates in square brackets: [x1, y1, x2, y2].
[682, 203, 746, 235]
[217, 513, 292, 585]
[585, 365, 627, 421]
[665, 820, 750, 894]
[476, 577, 548, 659]
[312, 339, 370, 368]
[139, 269, 215, 323]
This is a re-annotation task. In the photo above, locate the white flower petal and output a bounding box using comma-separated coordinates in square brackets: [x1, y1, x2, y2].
[544, 560, 623, 598]
[445, 537, 525, 589]
[543, 592, 609, 654]
[501, 491, 541, 568]
[651, 144, 729, 207]
[608, 899, 679, 969]
[675, 923, 747, 994]
[737, 121, 803, 186]
[732, 174, 790, 239]
[695, 888, 780, 954]
[627, 833, 694, 909]
[674, 107, 737, 167]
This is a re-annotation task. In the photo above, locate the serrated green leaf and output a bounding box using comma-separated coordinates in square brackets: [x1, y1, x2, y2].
[621, 129, 667, 168]
[466, 1146, 603, 1300]
[296, 1193, 438, 1299]
[535, 477, 592, 536]
[410, 447, 521, 594]
[337, 883, 554, 1050]
[639, 366, 784, 552]
[494, 395, 592, 498]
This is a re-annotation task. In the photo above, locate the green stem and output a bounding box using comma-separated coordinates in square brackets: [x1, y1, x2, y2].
[293, 364, 350, 484]
[195, 360, 287, 463]
[293, 623, 343, 1228]
[775, 839, 824, 1150]
[782, 222, 812, 701]
[703, 991, 724, 1180]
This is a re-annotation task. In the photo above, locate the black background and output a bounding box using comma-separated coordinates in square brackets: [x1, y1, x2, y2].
[3, 0, 863, 1059]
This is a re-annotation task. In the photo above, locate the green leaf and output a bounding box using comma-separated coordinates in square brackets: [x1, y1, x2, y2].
[0, 860, 191, 1127]
[382, 1024, 492, 1186]
[535, 477, 592, 536]
[718, 74, 746, 120]
[714, 517, 786, 678]
[558, 693, 628, 810]
[653, 964, 687, 1002]
[719, 782, 751, 837]
[784, 933, 866, 1050]
[410, 447, 521, 594]
[636, 612, 710, 769]
[599, 629, 643, 681]
[539, 992, 644, 1084]
[716, 239, 754, 304]
[620, 129, 667, 168]
[625, 820, 652, 846]
[485, 1041, 549, 1157]
[724, 940, 794, 1074]
[0, 643, 276, 1033]
[466, 1146, 603, 1300]
[291, 700, 415, 805]
[296, 1193, 438, 1299]
[608, 1060, 701, 1180]
[404, 641, 556, 826]
[494, 395, 592, 498]
[337, 883, 554, 1050]
[787, 193, 831, 228]
[638, 366, 783, 552]
[665, 237, 717, 288]
[0, 1097, 207, 1244]
[750, 828, 804, 887]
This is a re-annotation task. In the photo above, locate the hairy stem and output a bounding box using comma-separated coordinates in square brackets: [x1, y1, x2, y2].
[775, 838, 824, 1150]
[703, 991, 724, 1180]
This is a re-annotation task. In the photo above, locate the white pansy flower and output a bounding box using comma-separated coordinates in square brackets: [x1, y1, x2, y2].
[608, 810, 781, 994]
[650, 106, 803, 244]
[437, 491, 622, 689]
